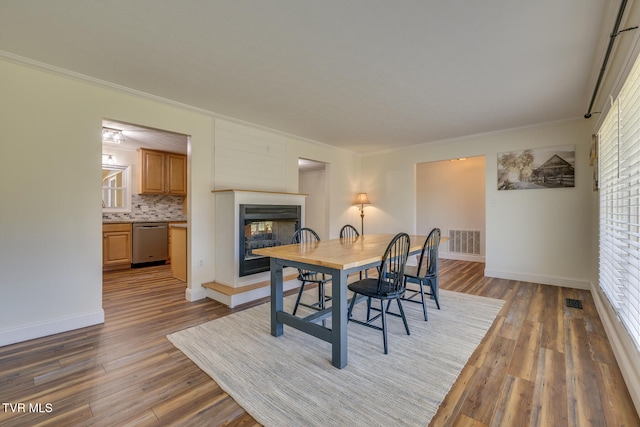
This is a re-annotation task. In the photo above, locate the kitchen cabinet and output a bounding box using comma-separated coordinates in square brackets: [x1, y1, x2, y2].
[166, 153, 187, 195]
[167, 221, 187, 264]
[138, 148, 187, 195]
[103, 223, 132, 271]
[170, 224, 187, 282]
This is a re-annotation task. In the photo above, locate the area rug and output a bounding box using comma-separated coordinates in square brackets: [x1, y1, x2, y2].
[167, 289, 504, 427]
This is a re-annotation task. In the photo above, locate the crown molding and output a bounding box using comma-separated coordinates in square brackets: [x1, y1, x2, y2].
[0, 50, 352, 155]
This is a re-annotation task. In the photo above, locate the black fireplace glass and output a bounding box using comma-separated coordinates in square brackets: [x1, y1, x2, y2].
[239, 204, 301, 276]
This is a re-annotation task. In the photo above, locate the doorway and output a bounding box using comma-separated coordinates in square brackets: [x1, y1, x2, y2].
[298, 158, 329, 239]
[416, 156, 486, 262]
[101, 119, 190, 279]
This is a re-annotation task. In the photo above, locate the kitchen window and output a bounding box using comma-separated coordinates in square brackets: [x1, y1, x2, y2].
[102, 164, 131, 212]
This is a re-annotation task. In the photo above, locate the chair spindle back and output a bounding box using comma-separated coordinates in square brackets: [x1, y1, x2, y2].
[416, 228, 441, 278]
[377, 233, 411, 295]
[292, 227, 321, 277]
[339, 224, 360, 239]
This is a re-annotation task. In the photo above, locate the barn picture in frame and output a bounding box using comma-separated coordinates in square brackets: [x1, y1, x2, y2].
[497, 144, 575, 190]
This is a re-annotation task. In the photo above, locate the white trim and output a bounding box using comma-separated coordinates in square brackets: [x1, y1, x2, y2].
[363, 117, 585, 157]
[591, 282, 640, 415]
[483, 268, 590, 290]
[440, 253, 485, 263]
[101, 164, 132, 213]
[205, 279, 300, 308]
[0, 50, 351, 154]
[0, 310, 104, 347]
[0, 50, 588, 159]
[186, 285, 207, 302]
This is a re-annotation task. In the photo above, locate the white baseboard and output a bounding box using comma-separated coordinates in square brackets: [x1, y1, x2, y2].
[590, 283, 640, 416]
[186, 285, 207, 301]
[440, 253, 485, 262]
[0, 310, 105, 347]
[484, 268, 590, 289]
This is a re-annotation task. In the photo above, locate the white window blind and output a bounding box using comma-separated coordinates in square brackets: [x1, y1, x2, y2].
[599, 53, 640, 352]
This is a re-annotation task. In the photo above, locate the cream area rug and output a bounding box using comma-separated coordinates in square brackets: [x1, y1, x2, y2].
[167, 289, 504, 427]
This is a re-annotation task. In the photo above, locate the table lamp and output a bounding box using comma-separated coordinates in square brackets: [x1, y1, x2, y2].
[354, 193, 371, 235]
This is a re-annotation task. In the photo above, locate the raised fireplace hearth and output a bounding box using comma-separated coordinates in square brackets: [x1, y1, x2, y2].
[239, 204, 301, 276]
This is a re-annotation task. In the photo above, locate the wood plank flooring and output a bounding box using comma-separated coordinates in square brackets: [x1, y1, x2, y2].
[0, 260, 637, 426]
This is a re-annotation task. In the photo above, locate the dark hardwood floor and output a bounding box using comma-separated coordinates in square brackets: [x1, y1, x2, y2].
[0, 261, 638, 426]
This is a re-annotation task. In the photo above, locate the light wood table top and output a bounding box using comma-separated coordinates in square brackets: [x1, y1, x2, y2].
[253, 233, 428, 271]
[255, 232, 446, 369]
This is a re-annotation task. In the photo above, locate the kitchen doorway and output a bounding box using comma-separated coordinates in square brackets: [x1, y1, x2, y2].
[101, 119, 190, 282]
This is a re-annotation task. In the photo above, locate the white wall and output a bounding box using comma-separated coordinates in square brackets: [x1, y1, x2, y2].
[211, 117, 360, 237]
[289, 139, 362, 240]
[0, 57, 361, 346]
[299, 168, 328, 239]
[416, 156, 486, 261]
[214, 119, 288, 192]
[1, 61, 104, 345]
[362, 119, 594, 289]
[0, 58, 212, 345]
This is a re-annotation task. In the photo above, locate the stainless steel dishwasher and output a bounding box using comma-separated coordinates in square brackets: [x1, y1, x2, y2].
[132, 222, 168, 266]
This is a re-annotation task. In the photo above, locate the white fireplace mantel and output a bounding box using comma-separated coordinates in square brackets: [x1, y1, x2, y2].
[212, 189, 307, 288]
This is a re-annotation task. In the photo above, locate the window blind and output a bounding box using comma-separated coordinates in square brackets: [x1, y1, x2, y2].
[598, 53, 640, 352]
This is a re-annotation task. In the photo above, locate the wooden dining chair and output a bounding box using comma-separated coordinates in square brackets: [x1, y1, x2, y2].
[347, 232, 411, 354]
[291, 227, 332, 315]
[402, 228, 441, 321]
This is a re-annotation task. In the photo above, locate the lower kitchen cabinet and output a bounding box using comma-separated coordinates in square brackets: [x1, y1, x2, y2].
[103, 223, 132, 271]
[170, 224, 187, 282]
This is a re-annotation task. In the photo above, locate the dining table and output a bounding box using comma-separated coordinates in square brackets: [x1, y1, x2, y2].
[253, 233, 429, 369]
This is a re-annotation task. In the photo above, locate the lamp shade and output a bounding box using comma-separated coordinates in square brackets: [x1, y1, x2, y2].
[354, 193, 370, 205]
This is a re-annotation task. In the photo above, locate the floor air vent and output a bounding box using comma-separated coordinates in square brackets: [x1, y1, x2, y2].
[566, 298, 583, 309]
[448, 229, 481, 255]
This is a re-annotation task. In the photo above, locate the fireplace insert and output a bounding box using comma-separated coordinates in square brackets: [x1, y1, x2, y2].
[239, 204, 301, 276]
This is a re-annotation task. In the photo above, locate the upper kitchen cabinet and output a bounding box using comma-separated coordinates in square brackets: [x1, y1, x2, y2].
[166, 152, 187, 195]
[138, 148, 187, 196]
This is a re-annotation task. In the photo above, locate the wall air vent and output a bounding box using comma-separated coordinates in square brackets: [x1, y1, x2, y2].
[448, 229, 481, 255]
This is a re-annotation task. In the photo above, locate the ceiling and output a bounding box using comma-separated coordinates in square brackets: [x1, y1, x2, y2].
[102, 120, 188, 154]
[0, 1, 614, 153]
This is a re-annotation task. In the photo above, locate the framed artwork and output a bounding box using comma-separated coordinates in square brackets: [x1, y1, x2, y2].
[497, 144, 575, 190]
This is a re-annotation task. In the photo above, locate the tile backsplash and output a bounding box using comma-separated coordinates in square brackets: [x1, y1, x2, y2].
[103, 194, 186, 222]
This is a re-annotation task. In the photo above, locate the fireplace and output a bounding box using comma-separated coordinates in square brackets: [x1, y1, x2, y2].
[239, 204, 301, 276]
[212, 190, 306, 292]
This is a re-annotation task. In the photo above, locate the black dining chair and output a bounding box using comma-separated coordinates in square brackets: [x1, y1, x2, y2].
[347, 232, 411, 354]
[402, 228, 441, 321]
[339, 224, 360, 239]
[291, 227, 332, 315]
[340, 224, 366, 280]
